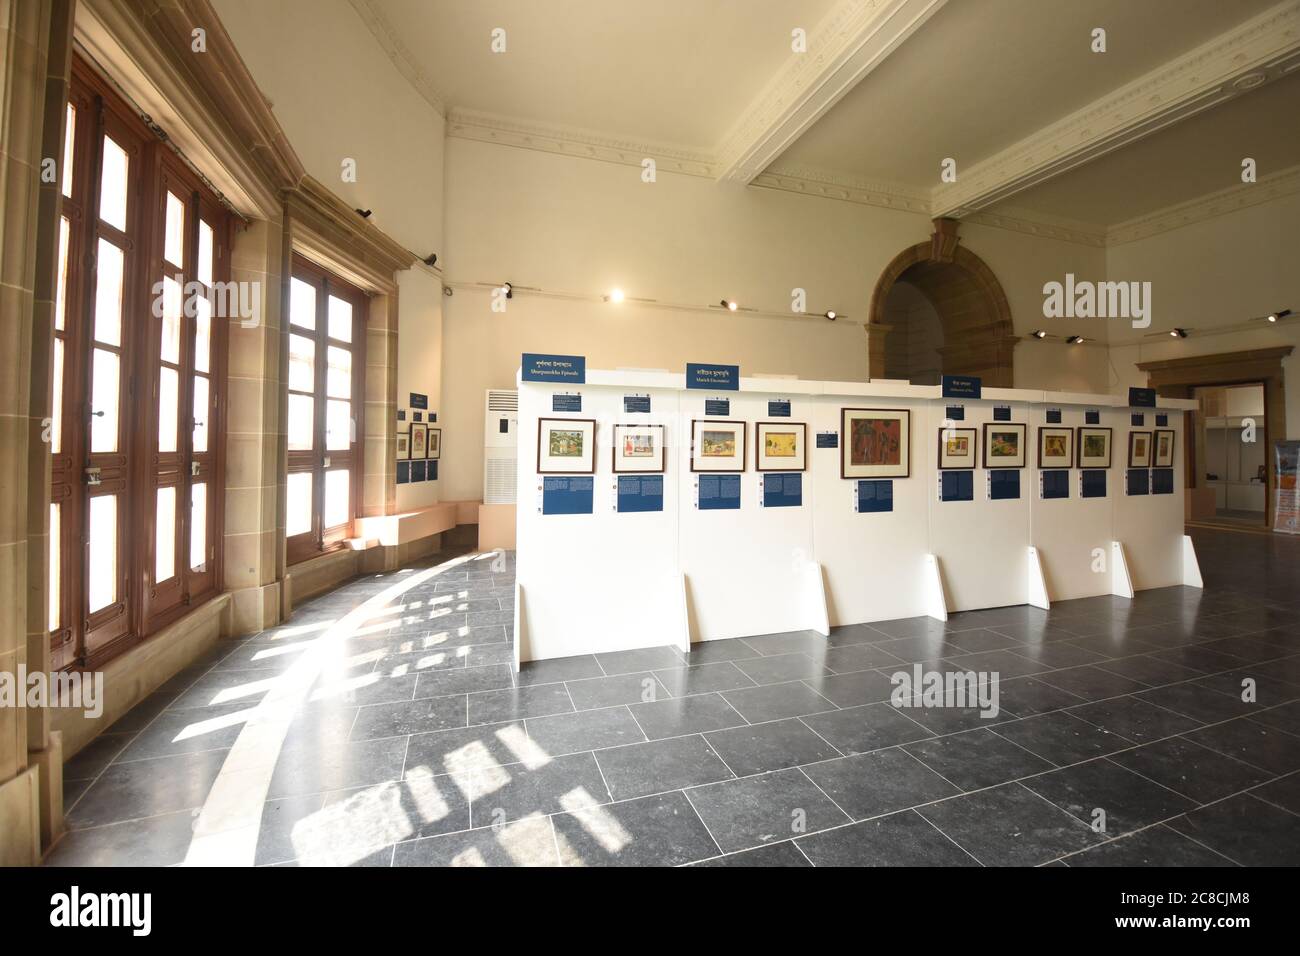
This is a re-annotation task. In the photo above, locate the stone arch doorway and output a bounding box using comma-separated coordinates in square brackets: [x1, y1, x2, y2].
[866, 219, 1016, 387]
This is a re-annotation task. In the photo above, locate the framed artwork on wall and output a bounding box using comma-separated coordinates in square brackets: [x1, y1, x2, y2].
[538, 418, 596, 474]
[756, 422, 807, 471]
[427, 428, 441, 460]
[1153, 428, 1176, 468]
[1076, 426, 1113, 469]
[1129, 430, 1153, 467]
[396, 432, 410, 460]
[983, 422, 1027, 469]
[612, 423, 666, 473]
[841, 408, 910, 478]
[937, 427, 977, 470]
[1038, 426, 1074, 469]
[410, 423, 428, 459]
[691, 419, 746, 472]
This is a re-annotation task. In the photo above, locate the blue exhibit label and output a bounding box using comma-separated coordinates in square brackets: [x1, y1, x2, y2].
[1156, 414, 1168, 427]
[942, 375, 982, 399]
[409, 392, 428, 410]
[856, 479, 892, 513]
[411, 460, 426, 482]
[396, 461, 410, 485]
[426, 460, 438, 482]
[1046, 409, 1062, 424]
[542, 476, 594, 515]
[1041, 470, 1069, 499]
[1085, 409, 1101, 425]
[617, 475, 663, 513]
[816, 431, 838, 449]
[1128, 387, 1157, 408]
[686, 363, 740, 390]
[1126, 469, 1151, 496]
[704, 398, 731, 416]
[552, 393, 582, 412]
[988, 469, 1020, 500]
[762, 472, 802, 508]
[1081, 469, 1107, 498]
[993, 406, 1012, 422]
[1131, 413, 1145, 426]
[1152, 468, 1174, 495]
[523, 353, 586, 384]
[624, 395, 651, 414]
[698, 474, 741, 510]
[945, 405, 965, 421]
[941, 470, 974, 502]
[767, 400, 791, 417]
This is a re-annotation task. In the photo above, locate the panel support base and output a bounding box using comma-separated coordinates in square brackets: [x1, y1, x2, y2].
[924, 554, 948, 622]
[1182, 534, 1204, 589]
[1027, 546, 1051, 610]
[1111, 540, 1135, 599]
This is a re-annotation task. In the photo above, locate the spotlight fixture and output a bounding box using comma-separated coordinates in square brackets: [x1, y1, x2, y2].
[720, 299, 738, 311]
[608, 288, 625, 303]
[502, 282, 513, 299]
[824, 310, 837, 321]
[1031, 329, 1047, 339]
[1267, 309, 1292, 323]
[1067, 335, 1085, 345]
[355, 208, 372, 219]
[1170, 327, 1188, 338]
[423, 253, 438, 267]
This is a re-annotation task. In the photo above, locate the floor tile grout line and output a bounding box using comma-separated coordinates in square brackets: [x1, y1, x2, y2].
[914, 807, 985, 867]
[795, 765, 853, 826]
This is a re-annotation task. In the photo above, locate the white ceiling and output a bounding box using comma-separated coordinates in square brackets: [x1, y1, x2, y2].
[352, 0, 1300, 236]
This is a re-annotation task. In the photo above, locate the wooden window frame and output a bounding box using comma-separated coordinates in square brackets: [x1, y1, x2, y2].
[285, 254, 366, 567]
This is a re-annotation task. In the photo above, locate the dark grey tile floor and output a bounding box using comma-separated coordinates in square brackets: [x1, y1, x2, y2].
[46, 528, 1300, 867]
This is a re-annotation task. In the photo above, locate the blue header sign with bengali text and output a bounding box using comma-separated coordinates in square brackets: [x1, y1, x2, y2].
[1128, 387, 1157, 408]
[942, 375, 982, 399]
[522, 353, 586, 384]
[686, 363, 740, 390]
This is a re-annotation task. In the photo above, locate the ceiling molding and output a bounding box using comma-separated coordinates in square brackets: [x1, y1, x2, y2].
[713, 0, 948, 184]
[1106, 163, 1300, 245]
[964, 206, 1107, 248]
[751, 163, 930, 214]
[347, 0, 446, 116]
[931, 0, 1300, 218]
[447, 107, 718, 178]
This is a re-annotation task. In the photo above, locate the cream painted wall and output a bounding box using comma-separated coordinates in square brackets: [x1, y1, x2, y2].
[214, 0, 447, 502]
[1106, 191, 1300, 438]
[440, 137, 1113, 500]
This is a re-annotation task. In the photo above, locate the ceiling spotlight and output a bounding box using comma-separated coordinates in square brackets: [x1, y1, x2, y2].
[355, 208, 372, 219]
[423, 253, 438, 267]
[1067, 335, 1085, 345]
[720, 299, 738, 311]
[1031, 329, 1047, 339]
[1267, 309, 1291, 323]
[608, 288, 625, 304]
[502, 282, 513, 299]
[824, 310, 837, 321]
[1170, 327, 1188, 338]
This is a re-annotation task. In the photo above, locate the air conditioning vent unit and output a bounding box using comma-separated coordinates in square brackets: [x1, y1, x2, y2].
[483, 389, 518, 504]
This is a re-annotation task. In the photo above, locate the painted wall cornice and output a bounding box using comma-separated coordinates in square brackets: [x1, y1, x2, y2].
[347, 0, 446, 116]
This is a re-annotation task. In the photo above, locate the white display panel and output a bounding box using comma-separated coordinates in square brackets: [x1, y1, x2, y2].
[515, 369, 1195, 663]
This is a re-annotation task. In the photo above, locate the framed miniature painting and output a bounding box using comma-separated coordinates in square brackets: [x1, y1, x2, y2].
[1038, 426, 1073, 469]
[1129, 430, 1153, 468]
[396, 432, 410, 460]
[983, 422, 1027, 469]
[755, 422, 807, 472]
[1077, 426, 1113, 469]
[1153, 428, 1175, 468]
[691, 419, 746, 472]
[410, 422, 428, 460]
[841, 408, 909, 478]
[937, 427, 977, 470]
[612, 423, 666, 473]
[427, 428, 441, 460]
[538, 418, 596, 474]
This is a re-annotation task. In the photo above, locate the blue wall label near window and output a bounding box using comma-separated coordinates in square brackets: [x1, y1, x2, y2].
[941, 470, 974, 502]
[522, 353, 586, 384]
[409, 392, 428, 410]
[1129, 387, 1157, 408]
[617, 475, 663, 513]
[704, 398, 731, 416]
[1046, 408, 1062, 424]
[1152, 469, 1174, 495]
[698, 474, 741, 510]
[945, 405, 965, 421]
[1081, 469, 1107, 498]
[816, 431, 838, 449]
[1086, 409, 1101, 425]
[989, 469, 1020, 500]
[624, 395, 651, 414]
[426, 460, 437, 482]
[397, 461, 410, 484]
[761, 473, 802, 508]
[767, 399, 791, 417]
[856, 479, 892, 513]
[411, 460, 427, 482]
[1126, 469, 1151, 496]
[542, 476, 594, 515]
[993, 406, 1012, 422]
[942, 375, 982, 399]
[1041, 470, 1069, 499]
[552, 393, 582, 412]
[686, 363, 740, 390]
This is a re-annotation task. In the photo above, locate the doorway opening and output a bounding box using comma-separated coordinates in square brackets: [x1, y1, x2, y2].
[1193, 383, 1268, 528]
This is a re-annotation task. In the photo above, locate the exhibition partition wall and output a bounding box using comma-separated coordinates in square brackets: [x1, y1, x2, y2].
[514, 368, 1196, 664]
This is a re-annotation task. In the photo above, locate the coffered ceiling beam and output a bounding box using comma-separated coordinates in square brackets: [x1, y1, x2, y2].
[931, 0, 1300, 218]
[714, 0, 948, 184]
